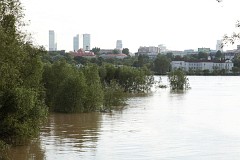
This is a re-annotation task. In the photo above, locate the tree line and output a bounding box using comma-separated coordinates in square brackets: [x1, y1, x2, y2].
[0, 0, 191, 154]
[42, 60, 154, 113]
[0, 0, 155, 152]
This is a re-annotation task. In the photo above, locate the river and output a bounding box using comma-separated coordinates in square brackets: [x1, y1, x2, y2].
[7, 76, 240, 160]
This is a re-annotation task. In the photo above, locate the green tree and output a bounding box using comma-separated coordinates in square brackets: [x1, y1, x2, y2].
[134, 54, 150, 68]
[91, 47, 100, 55]
[168, 69, 189, 90]
[215, 50, 223, 60]
[113, 49, 120, 54]
[166, 52, 174, 60]
[122, 48, 130, 55]
[153, 54, 170, 75]
[103, 80, 126, 111]
[0, 0, 47, 145]
[82, 64, 104, 111]
[232, 67, 240, 75]
[54, 72, 87, 113]
[198, 52, 208, 60]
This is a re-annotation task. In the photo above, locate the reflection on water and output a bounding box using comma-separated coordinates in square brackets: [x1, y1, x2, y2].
[7, 76, 240, 160]
[41, 113, 102, 159]
[7, 112, 102, 160]
[7, 139, 45, 160]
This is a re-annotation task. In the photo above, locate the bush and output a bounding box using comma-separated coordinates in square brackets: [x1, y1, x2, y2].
[168, 70, 190, 90]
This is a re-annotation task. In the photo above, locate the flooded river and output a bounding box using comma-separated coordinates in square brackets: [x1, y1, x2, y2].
[7, 76, 240, 160]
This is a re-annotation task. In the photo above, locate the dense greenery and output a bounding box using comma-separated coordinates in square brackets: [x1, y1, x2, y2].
[91, 47, 100, 55]
[0, 0, 156, 149]
[42, 60, 154, 113]
[122, 48, 130, 55]
[153, 54, 171, 75]
[0, 0, 47, 147]
[168, 70, 189, 90]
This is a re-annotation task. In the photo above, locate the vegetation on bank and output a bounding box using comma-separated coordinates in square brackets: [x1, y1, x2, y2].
[0, 0, 48, 156]
[2, 0, 234, 152]
[0, 0, 155, 149]
[42, 60, 154, 113]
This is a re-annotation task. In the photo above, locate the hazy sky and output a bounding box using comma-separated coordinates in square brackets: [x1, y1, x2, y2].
[21, 0, 240, 52]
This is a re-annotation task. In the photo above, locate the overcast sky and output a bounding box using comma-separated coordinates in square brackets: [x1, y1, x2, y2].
[21, 0, 240, 52]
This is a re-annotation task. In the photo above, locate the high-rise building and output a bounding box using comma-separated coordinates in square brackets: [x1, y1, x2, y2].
[73, 34, 79, 51]
[216, 40, 223, 52]
[54, 43, 57, 51]
[158, 44, 167, 53]
[116, 40, 122, 49]
[83, 34, 90, 51]
[49, 30, 56, 51]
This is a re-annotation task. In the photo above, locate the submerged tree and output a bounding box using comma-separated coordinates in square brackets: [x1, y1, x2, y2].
[103, 80, 126, 111]
[168, 70, 190, 90]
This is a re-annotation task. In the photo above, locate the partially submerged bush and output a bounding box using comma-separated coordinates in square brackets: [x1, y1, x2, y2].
[168, 70, 190, 90]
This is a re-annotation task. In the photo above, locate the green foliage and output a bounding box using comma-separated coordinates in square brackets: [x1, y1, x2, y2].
[113, 49, 120, 54]
[133, 54, 150, 68]
[82, 64, 104, 112]
[198, 52, 208, 60]
[0, 87, 47, 141]
[0, 0, 47, 145]
[232, 66, 240, 75]
[43, 62, 104, 112]
[153, 54, 170, 75]
[0, 140, 9, 160]
[168, 70, 189, 90]
[42, 60, 75, 109]
[54, 72, 87, 113]
[103, 80, 126, 111]
[122, 48, 129, 55]
[100, 64, 154, 93]
[166, 52, 174, 60]
[215, 50, 223, 60]
[91, 47, 100, 55]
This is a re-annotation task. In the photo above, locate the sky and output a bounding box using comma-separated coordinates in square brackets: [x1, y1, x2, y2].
[21, 0, 240, 53]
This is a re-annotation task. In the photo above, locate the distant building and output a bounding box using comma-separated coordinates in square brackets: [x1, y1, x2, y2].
[167, 50, 186, 57]
[237, 45, 240, 50]
[224, 52, 235, 60]
[184, 49, 196, 54]
[216, 40, 223, 52]
[73, 34, 79, 51]
[99, 49, 114, 54]
[69, 49, 95, 58]
[83, 34, 90, 51]
[158, 44, 167, 53]
[99, 53, 127, 59]
[171, 60, 233, 73]
[116, 40, 123, 50]
[198, 48, 211, 54]
[137, 46, 160, 59]
[49, 30, 56, 51]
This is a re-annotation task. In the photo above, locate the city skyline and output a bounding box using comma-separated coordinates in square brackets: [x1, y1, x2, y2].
[50, 30, 236, 53]
[22, 0, 240, 52]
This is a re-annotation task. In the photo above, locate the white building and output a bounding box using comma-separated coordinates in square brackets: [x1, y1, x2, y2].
[116, 40, 123, 50]
[83, 34, 90, 51]
[73, 34, 79, 51]
[158, 44, 167, 53]
[171, 60, 233, 73]
[49, 30, 56, 51]
[138, 46, 160, 58]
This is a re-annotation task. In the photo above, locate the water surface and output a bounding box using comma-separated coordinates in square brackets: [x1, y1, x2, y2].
[8, 76, 240, 160]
